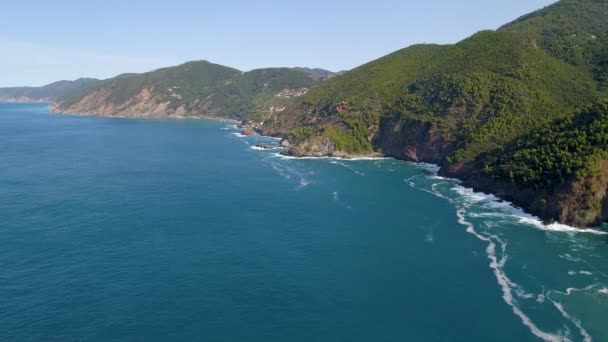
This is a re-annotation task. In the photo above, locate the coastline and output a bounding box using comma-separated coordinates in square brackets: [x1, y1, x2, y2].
[247, 128, 607, 233]
[50, 107, 241, 123]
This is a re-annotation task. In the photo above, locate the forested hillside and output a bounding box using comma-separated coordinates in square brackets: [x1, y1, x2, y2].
[265, 0, 608, 227]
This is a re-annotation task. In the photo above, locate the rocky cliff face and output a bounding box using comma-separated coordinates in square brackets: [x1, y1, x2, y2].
[372, 118, 454, 164]
[52, 86, 207, 118]
[277, 118, 608, 228]
[444, 160, 608, 228]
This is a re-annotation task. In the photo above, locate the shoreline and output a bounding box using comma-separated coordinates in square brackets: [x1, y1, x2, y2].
[249, 130, 607, 233]
[50, 107, 240, 123]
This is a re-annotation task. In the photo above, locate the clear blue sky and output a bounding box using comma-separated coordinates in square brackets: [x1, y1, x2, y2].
[1, 0, 557, 87]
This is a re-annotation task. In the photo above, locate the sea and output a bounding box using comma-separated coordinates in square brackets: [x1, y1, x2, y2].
[1, 102, 607, 342]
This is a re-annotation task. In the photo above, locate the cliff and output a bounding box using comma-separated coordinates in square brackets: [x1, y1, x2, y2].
[263, 0, 608, 228]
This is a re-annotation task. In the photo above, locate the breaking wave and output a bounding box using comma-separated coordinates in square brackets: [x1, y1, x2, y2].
[404, 163, 606, 342]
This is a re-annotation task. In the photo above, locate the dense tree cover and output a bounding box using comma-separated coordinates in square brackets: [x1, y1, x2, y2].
[483, 100, 608, 190]
[58, 62, 322, 119]
[280, 26, 600, 156]
[212, 68, 318, 118]
[501, 0, 608, 70]
[285, 115, 373, 154]
[59, 61, 241, 110]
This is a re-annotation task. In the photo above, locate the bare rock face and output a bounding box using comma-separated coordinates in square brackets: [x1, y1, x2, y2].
[284, 136, 336, 157]
[550, 160, 608, 227]
[373, 119, 454, 165]
[53, 87, 195, 118]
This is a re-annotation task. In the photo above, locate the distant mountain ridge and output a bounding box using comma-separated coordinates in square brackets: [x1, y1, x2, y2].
[0, 78, 100, 103]
[51, 61, 330, 119]
[292, 68, 337, 80]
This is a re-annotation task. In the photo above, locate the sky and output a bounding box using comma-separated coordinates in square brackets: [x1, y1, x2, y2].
[1, 0, 557, 87]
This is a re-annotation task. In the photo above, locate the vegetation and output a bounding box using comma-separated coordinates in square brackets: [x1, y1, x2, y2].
[279, 27, 600, 155]
[212, 68, 318, 118]
[57, 62, 323, 119]
[482, 100, 608, 190]
[268, 0, 608, 225]
[0, 78, 100, 102]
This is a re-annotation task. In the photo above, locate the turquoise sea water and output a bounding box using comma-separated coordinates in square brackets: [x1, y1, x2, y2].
[1, 102, 607, 341]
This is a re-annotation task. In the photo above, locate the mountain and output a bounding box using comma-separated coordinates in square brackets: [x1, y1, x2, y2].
[0, 78, 100, 103]
[292, 67, 337, 80]
[53, 61, 322, 119]
[260, 0, 608, 228]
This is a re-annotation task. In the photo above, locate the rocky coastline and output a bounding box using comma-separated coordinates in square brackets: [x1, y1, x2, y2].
[51, 106, 240, 123]
[246, 121, 608, 230]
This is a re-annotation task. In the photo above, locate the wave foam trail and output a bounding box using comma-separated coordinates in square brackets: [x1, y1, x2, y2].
[407, 163, 601, 342]
[551, 301, 592, 342]
[250, 145, 283, 151]
[330, 161, 364, 175]
[451, 186, 607, 235]
[296, 178, 311, 190]
[332, 191, 339, 201]
[269, 160, 314, 191]
[414, 162, 441, 174]
[456, 210, 562, 342]
[270, 163, 292, 180]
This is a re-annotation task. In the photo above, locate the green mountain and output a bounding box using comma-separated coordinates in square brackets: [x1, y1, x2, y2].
[0, 78, 100, 102]
[53, 61, 321, 119]
[292, 67, 337, 80]
[262, 0, 608, 227]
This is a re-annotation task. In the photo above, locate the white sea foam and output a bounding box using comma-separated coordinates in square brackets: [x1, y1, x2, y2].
[269, 161, 315, 192]
[409, 161, 607, 235]
[330, 161, 364, 176]
[552, 284, 598, 297]
[551, 301, 592, 342]
[413, 162, 441, 173]
[599, 288, 608, 294]
[271, 153, 389, 161]
[405, 161, 606, 341]
[332, 191, 339, 201]
[456, 209, 562, 342]
[270, 163, 292, 180]
[405, 176, 449, 200]
[560, 254, 583, 262]
[250, 145, 283, 151]
[346, 156, 391, 161]
[537, 293, 546, 303]
[297, 178, 311, 190]
[566, 288, 578, 296]
[231, 132, 247, 138]
[451, 185, 608, 235]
